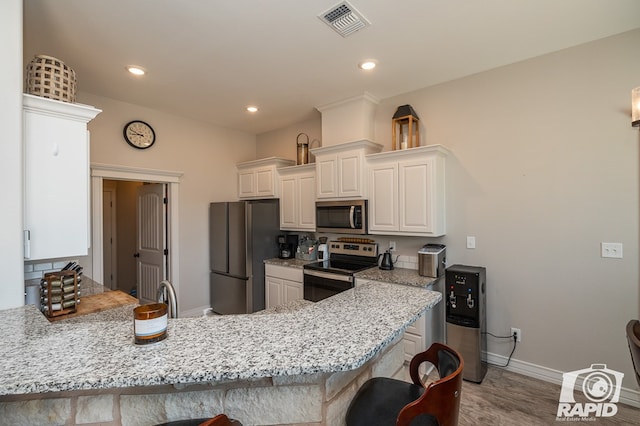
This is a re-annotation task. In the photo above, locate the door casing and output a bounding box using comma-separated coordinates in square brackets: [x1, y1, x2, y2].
[91, 163, 182, 305]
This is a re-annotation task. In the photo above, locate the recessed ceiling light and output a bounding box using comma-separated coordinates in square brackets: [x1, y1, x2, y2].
[246, 106, 259, 113]
[358, 60, 377, 70]
[126, 66, 146, 76]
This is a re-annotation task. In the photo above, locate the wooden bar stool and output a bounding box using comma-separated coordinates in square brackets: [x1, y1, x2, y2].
[627, 319, 640, 386]
[156, 414, 241, 426]
[346, 342, 464, 426]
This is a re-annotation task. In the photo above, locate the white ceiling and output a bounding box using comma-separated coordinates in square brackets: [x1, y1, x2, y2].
[23, 0, 640, 135]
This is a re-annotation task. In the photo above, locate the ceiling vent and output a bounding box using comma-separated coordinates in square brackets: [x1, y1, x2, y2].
[319, 1, 371, 37]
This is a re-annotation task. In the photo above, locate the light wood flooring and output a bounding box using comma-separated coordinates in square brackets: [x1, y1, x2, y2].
[450, 366, 639, 425]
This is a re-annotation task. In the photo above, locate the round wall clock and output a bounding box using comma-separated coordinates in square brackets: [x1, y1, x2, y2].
[123, 120, 156, 149]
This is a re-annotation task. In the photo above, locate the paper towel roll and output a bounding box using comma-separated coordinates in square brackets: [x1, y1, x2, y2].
[25, 284, 41, 310]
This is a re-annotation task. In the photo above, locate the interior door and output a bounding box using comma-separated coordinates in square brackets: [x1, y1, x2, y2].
[136, 183, 166, 304]
[102, 185, 117, 290]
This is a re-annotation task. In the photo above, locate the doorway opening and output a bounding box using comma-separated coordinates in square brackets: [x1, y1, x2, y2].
[91, 164, 182, 306]
[102, 180, 169, 303]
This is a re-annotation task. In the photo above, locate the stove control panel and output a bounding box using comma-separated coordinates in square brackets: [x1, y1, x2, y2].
[329, 241, 378, 258]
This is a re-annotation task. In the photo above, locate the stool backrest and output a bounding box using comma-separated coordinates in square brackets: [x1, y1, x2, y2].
[399, 342, 464, 426]
[627, 319, 640, 386]
[198, 414, 241, 426]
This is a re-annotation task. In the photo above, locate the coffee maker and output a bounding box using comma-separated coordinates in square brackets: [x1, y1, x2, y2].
[277, 234, 298, 259]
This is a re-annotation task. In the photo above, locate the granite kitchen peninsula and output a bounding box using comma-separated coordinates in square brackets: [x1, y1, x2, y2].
[0, 282, 440, 425]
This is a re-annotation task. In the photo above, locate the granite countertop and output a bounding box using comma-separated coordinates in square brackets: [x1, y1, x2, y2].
[264, 257, 314, 269]
[355, 267, 440, 288]
[0, 282, 440, 396]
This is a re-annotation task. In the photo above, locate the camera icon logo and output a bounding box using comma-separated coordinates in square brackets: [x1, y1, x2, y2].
[557, 364, 624, 419]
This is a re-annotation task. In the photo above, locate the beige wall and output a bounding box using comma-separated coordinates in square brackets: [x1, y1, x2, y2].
[256, 113, 322, 162]
[78, 92, 257, 313]
[257, 28, 640, 391]
[372, 30, 639, 389]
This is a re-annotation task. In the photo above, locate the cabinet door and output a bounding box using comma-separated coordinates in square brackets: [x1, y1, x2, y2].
[265, 276, 283, 309]
[403, 331, 423, 363]
[403, 313, 426, 362]
[338, 151, 361, 197]
[255, 167, 275, 197]
[24, 111, 89, 260]
[399, 160, 432, 233]
[238, 170, 255, 198]
[297, 173, 316, 230]
[283, 279, 303, 303]
[368, 163, 398, 233]
[279, 176, 297, 229]
[316, 154, 337, 198]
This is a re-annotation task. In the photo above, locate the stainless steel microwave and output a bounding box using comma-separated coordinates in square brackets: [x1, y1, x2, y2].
[315, 200, 368, 234]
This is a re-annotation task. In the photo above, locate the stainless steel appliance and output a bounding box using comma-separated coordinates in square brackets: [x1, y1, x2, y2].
[317, 243, 329, 260]
[277, 234, 298, 259]
[445, 264, 487, 383]
[425, 276, 446, 347]
[418, 244, 446, 277]
[209, 200, 280, 314]
[315, 200, 368, 234]
[303, 241, 378, 302]
[378, 250, 394, 270]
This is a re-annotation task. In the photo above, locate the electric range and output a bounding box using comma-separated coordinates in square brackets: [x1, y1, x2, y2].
[303, 241, 378, 301]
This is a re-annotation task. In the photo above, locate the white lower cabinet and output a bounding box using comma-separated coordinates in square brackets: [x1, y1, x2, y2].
[265, 264, 303, 309]
[404, 313, 427, 363]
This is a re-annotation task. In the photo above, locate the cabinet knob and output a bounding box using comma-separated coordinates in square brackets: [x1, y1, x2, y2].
[133, 253, 140, 258]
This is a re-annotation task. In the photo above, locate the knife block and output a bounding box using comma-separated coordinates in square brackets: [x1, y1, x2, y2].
[42, 270, 79, 318]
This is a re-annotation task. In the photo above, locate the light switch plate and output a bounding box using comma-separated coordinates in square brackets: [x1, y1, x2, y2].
[601, 242, 623, 258]
[466, 236, 476, 249]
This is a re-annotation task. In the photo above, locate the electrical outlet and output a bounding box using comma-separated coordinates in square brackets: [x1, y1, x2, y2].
[601, 242, 623, 258]
[511, 327, 522, 342]
[389, 241, 396, 251]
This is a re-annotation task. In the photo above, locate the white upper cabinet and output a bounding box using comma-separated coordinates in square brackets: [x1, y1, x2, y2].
[23, 94, 101, 260]
[278, 164, 316, 231]
[367, 145, 448, 236]
[237, 157, 295, 199]
[311, 140, 382, 200]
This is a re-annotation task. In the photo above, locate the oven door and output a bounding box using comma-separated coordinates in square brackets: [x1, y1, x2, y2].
[303, 270, 354, 302]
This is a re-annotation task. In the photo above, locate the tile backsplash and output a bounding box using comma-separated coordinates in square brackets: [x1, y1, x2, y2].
[24, 260, 78, 281]
[393, 255, 419, 270]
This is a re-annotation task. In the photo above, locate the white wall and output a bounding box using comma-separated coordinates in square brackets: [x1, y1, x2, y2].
[77, 92, 257, 314]
[373, 30, 640, 390]
[0, 0, 24, 309]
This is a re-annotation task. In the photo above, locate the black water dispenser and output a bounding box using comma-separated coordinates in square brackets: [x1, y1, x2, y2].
[445, 265, 487, 383]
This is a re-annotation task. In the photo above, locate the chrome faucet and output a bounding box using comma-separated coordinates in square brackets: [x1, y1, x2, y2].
[157, 280, 178, 318]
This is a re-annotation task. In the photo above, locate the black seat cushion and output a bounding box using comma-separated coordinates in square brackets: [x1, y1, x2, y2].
[346, 377, 438, 426]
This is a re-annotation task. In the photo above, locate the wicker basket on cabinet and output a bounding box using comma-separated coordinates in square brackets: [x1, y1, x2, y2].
[25, 55, 77, 103]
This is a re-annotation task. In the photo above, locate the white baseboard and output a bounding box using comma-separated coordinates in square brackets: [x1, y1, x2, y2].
[485, 351, 640, 409]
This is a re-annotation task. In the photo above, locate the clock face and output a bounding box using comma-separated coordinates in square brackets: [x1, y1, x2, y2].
[124, 120, 155, 149]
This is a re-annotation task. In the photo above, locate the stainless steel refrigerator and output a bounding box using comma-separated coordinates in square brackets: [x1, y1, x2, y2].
[209, 200, 280, 314]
